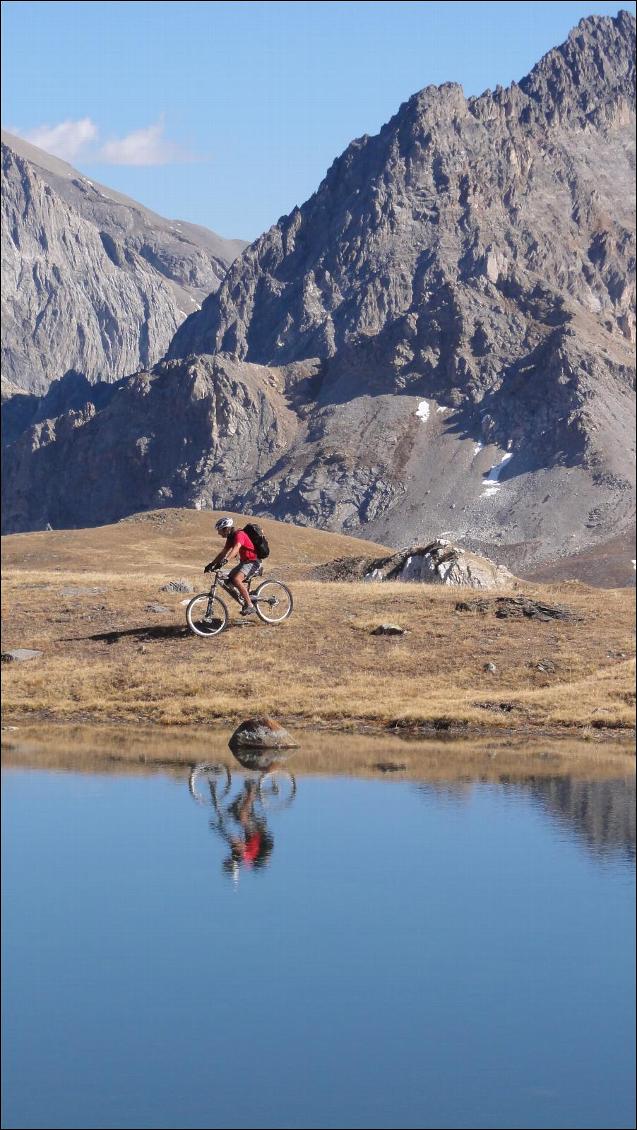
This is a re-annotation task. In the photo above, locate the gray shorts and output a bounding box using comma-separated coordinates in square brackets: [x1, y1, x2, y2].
[229, 560, 261, 582]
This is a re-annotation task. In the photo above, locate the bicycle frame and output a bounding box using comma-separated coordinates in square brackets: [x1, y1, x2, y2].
[206, 568, 262, 609]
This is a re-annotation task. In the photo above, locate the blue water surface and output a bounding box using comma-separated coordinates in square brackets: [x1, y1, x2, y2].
[2, 766, 635, 1130]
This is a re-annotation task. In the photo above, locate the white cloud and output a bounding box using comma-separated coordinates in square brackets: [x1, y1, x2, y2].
[15, 117, 99, 161]
[98, 118, 195, 166]
[10, 116, 196, 167]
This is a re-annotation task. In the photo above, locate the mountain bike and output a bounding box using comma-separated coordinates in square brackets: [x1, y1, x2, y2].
[186, 564, 293, 637]
[188, 762, 297, 811]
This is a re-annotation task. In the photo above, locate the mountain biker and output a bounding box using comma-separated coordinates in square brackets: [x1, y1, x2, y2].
[204, 516, 259, 616]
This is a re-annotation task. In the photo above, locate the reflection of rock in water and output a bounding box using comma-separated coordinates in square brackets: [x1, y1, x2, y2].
[505, 777, 636, 861]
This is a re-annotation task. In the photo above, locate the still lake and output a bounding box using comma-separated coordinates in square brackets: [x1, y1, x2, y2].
[2, 754, 635, 1130]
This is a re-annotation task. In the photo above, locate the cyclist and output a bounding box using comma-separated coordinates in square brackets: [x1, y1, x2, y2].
[204, 516, 259, 616]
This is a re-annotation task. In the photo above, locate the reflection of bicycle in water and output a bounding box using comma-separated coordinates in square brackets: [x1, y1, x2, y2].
[189, 762, 297, 877]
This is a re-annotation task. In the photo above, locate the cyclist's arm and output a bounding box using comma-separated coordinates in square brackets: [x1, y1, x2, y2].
[224, 542, 241, 563]
[206, 538, 234, 570]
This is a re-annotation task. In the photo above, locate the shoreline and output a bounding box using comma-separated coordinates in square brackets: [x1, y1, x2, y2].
[2, 718, 635, 783]
[2, 706, 635, 742]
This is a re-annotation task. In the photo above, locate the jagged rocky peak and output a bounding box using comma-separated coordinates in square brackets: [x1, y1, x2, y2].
[170, 11, 635, 370]
[1, 131, 247, 394]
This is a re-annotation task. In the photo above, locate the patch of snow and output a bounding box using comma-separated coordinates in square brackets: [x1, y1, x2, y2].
[364, 569, 383, 582]
[415, 400, 430, 421]
[473, 442, 483, 455]
[481, 451, 514, 498]
[436, 405, 447, 414]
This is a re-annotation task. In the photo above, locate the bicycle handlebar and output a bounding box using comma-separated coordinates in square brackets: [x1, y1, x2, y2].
[204, 559, 228, 573]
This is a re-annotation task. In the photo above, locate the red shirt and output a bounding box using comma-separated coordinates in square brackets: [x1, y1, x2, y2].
[242, 831, 263, 864]
[228, 529, 258, 563]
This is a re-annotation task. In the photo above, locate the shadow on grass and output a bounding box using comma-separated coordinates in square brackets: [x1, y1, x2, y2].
[65, 621, 256, 644]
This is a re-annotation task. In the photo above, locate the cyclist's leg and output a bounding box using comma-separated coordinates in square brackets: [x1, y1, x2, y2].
[228, 563, 254, 609]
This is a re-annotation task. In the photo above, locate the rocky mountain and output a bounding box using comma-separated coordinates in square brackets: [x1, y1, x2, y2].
[1, 130, 247, 394]
[2, 14, 635, 581]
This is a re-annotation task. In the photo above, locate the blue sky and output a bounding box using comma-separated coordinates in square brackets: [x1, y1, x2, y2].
[2, 1, 634, 240]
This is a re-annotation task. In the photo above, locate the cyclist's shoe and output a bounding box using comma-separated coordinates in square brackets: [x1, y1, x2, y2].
[241, 605, 257, 617]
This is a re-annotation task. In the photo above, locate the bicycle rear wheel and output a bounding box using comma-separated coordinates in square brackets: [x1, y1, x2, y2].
[188, 764, 232, 806]
[186, 593, 228, 637]
[253, 580, 293, 624]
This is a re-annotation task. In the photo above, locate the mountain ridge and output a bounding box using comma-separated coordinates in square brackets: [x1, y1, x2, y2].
[1, 130, 247, 393]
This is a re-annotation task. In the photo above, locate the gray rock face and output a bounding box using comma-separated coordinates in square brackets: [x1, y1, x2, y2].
[1, 130, 246, 394]
[314, 539, 516, 588]
[172, 12, 635, 376]
[1, 354, 308, 532]
[2, 15, 635, 579]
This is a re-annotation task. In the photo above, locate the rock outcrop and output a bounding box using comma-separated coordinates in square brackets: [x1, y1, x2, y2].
[2, 15, 635, 579]
[314, 539, 516, 588]
[1, 130, 246, 394]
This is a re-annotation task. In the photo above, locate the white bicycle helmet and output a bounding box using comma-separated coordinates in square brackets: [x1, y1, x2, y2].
[215, 516, 234, 533]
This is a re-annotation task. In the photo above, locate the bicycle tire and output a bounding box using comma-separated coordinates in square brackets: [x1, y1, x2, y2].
[186, 593, 228, 637]
[253, 580, 294, 624]
[258, 769, 297, 810]
[188, 763, 232, 805]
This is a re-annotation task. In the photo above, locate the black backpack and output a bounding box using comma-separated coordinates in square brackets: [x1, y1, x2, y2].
[243, 523, 270, 560]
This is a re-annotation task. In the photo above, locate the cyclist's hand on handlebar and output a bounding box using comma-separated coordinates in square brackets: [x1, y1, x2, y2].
[203, 561, 216, 574]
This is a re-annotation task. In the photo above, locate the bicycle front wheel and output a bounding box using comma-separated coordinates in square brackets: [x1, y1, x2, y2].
[186, 593, 228, 637]
[253, 580, 293, 624]
[258, 769, 297, 810]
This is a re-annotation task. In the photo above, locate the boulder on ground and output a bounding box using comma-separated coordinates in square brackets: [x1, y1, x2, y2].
[314, 539, 515, 589]
[229, 717, 298, 751]
[1, 648, 43, 662]
[161, 579, 195, 593]
[371, 624, 406, 636]
[61, 585, 105, 596]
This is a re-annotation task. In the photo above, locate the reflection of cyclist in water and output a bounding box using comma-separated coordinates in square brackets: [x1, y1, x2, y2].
[189, 755, 295, 880]
[221, 780, 274, 874]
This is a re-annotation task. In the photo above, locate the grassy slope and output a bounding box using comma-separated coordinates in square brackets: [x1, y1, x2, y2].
[2, 509, 635, 735]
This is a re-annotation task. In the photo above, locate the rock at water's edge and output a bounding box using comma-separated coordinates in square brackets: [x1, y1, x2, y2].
[229, 717, 298, 751]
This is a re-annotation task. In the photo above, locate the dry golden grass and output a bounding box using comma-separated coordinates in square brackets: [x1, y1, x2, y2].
[2, 509, 635, 739]
[0, 506, 392, 580]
